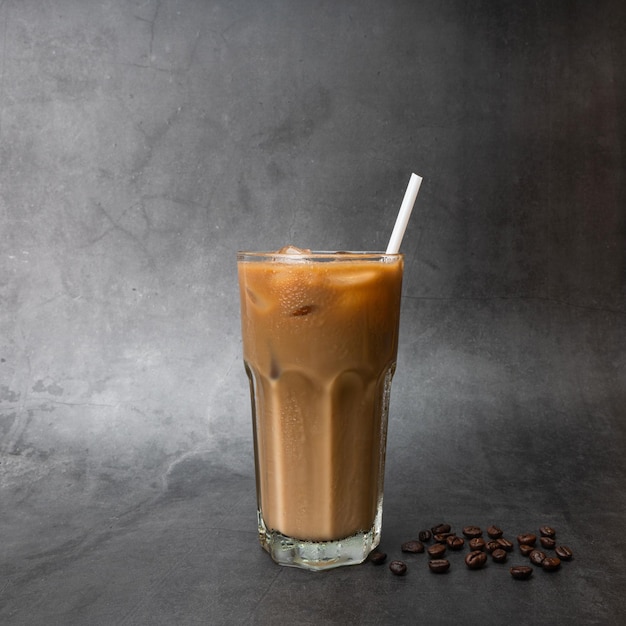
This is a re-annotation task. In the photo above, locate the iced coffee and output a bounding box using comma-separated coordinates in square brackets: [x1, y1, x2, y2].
[238, 247, 403, 570]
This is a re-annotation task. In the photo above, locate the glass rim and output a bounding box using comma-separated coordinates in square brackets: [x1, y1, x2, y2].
[237, 250, 404, 261]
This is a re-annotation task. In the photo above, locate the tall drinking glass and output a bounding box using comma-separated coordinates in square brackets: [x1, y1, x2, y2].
[237, 250, 404, 570]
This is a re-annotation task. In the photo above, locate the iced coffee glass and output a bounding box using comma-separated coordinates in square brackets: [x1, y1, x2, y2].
[237, 249, 404, 570]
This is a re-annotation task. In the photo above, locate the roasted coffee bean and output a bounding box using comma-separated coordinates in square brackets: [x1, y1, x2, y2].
[369, 550, 387, 565]
[462, 525, 483, 538]
[389, 560, 408, 576]
[519, 544, 535, 557]
[496, 538, 514, 552]
[510, 565, 533, 580]
[555, 545, 573, 560]
[427, 543, 446, 559]
[539, 525, 556, 538]
[542, 556, 561, 572]
[487, 525, 503, 539]
[465, 550, 488, 570]
[491, 548, 507, 563]
[446, 535, 465, 550]
[517, 533, 537, 546]
[431, 523, 451, 535]
[418, 530, 432, 542]
[428, 559, 450, 573]
[434, 532, 453, 543]
[529, 550, 547, 566]
[540, 536, 556, 549]
[401, 540, 424, 554]
[486, 540, 500, 553]
[469, 538, 486, 551]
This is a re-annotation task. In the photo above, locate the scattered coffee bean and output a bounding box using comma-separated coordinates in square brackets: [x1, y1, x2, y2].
[401, 540, 424, 554]
[369, 550, 387, 565]
[496, 538, 514, 552]
[485, 540, 500, 553]
[529, 550, 547, 566]
[519, 544, 535, 557]
[542, 556, 561, 572]
[382, 523, 572, 579]
[446, 535, 465, 551]
[491, 548, 507, 563]
[462, 525, 483, 538]
[555, 545, 573, 560]
[487, 525, 503, 539]
[389, 560, 408, 576]
[428, 559, 450, 573]
[465, 550, 488, 570]
[431, 523, 451, 535]
[427, 543, 446, 559]
[510, 565, 533, 580]
[469, 538, 486, 551]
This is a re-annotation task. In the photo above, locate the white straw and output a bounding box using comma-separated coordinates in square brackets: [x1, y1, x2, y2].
[386, 173, 422, 254]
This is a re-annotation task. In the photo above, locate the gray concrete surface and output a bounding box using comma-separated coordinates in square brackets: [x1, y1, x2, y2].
[1, 0, 624, 624]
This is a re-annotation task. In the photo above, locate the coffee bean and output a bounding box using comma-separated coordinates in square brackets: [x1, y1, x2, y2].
[491, 548, 507, 563]
[539, 525, 556, 538]
[469, 538, 486, 551]
[390, 523, 571, 579]
[446, 535, 465, 551]
[542, 556, 561, 572]
[496, 538, 514, 552]
[510, 565, 533, 580]
[431, 523, 451, 535]
[555, 545, 573, 560]
[487, 525, 503, 539]
[465, 550, 488, 570]
[519, 544, 535, 557]
[529, 550, 547, 566]
[428, 559, 450, 573]
[401, 540, 424, 554]
[389, 560, 407, 575]
[369, 550, 387, 565]
[486, 540, 500, 553]
[427, 543, 446, 559]
[462, 525, 483, 538]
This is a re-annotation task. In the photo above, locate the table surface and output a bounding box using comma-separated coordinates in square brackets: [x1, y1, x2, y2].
[3, 298, 625, 625]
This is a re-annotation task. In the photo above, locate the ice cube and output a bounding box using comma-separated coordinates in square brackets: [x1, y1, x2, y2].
[276, 245, 312, 255]
[290, 304, 316, 317]
[273, 245, 312, 264]
[245, 287, 270, 310]
[327, 270, 379, 286]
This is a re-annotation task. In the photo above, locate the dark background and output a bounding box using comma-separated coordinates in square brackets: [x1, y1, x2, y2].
[1, 1, 624, 624]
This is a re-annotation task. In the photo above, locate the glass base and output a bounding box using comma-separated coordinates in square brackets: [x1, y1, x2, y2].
[257, 509, 381, 571]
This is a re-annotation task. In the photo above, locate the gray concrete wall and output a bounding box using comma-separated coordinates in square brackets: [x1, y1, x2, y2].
[1, 2, 624, 616]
